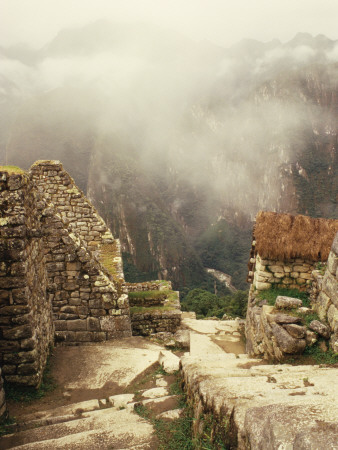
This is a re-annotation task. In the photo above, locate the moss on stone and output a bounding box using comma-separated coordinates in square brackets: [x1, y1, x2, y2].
[0, 165, 26, 174]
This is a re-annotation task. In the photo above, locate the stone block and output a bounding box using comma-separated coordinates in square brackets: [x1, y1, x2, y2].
[67, 319, 87, 331]
[275, 296, 302, 309]
[255, 281, 272, 290]
[100, 316, 116, 332]
[270, 323, 306, 354]
[331, 231, 338, 255]
[327, 305, 338, 333]
[309, 320, 330, 339]
[17, 362, 38, 375]
[267, 313, 301, 325]
[322, 271, 338, 306]
[268, 265, 284, 273]
[282, 324, 306, 339]
[299, 272, 312, 280]
[293, 265, 311, 272]
[87, 317, 101, 331]
[54, 320, 68, 331]
[3, 324, 33, 340]
[327, 251, 338, 276]
[74, 332, 93, 342]
[90, 308, 106, 317]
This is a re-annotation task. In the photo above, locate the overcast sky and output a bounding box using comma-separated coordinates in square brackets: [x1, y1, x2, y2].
[1, 0, 338, 49]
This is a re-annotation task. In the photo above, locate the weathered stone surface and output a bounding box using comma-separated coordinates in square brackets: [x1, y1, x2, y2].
[309, 320, 330, 339]
[267, 313, 301, 324]
[2, 324, 33, 340]
[275, 296, 302, 309]
[322, 271, 338, 306]
[327, 304, 338, 333]
[305, 330, 317, 346]
[66, 320, 87, 331]
[327, 250, 338, 275]
[270, 323, 306, 354]
[332, 231, 338, 255]
[282, 323, 306, 339]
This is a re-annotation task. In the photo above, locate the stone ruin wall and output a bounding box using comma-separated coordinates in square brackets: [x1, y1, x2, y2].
[0, 171, 54, 386]
[41, 206, 131, 344]
[30, 161, 116, 254]
[311, 232, 338, 351]
[29, 161, 131, 343]
[246, 232, 338, 359]
[125, 280, 172, 292]
[0, 162, 133, 388]
[127, 281, 181, 336]
[252, 255, 314, 292]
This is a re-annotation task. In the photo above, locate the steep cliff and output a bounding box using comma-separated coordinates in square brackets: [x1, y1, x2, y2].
[2, 24, 337, 290]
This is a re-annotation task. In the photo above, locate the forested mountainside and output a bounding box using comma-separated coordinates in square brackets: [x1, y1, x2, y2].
[1, 23, 337, 291]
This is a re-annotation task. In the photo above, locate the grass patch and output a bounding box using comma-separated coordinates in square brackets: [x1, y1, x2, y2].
[0, 165, 26, 174]
[98, 242, 124, 292]
[5, 354, 56, 403]
[133, 371, 228, 449]
[0, 415, 16, 437]
[258, 288, 310, 307]
[129, 290, 179, 314]
[128, 290, 171, 300]
[303, 340, 338, 365]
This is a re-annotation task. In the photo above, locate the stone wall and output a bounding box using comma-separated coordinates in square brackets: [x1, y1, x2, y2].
[252, 254, 314, 292]
[128, 288, 182, 336]
[0, 171, 54, 386]
[131, 309, 181, 336]
[41, 206, 131, 343]
[245, 291, 309, 360]
[30, 161, 116, 254]
[125, 281, 172, 292]
[0, 368, 6, 421]
[311, 232, 338, 351]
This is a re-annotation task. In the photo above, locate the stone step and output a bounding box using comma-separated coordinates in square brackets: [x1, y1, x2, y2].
[189, 332, 225, 356]
[0, 407, 155, 450]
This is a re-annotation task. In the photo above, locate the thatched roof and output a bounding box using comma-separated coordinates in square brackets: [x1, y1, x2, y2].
[253, 211, 338, 261]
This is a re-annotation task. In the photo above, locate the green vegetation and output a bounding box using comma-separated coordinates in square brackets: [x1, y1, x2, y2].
[129, 290, 179, 314]
[0, 415, 16, 437]
[257, 287, 310, 307]
[195, 219, 251, 291]
[181, 288, 248, 319]
[5, 355, 56, 403]
[315, 262, 326, 275]
[0, 165, 25, 174]
[134, 371, 228, 449]
[128, 290, 170, 300]
[304, 340, 338, 365]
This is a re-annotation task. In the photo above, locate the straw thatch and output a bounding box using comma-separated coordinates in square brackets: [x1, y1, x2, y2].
[253, 211, 338, 262]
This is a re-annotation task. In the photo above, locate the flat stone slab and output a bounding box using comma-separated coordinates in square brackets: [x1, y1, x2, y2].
[1, 408, 155, 450]
[52, 337, 162, 395]
[181, 353, 338, 449]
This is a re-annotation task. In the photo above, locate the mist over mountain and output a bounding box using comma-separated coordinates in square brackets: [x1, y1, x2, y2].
[1, 21, 337, 290]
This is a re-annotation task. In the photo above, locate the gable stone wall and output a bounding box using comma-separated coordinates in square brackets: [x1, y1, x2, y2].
[30, 160, 115, 253]
[41, 205, 131, 343]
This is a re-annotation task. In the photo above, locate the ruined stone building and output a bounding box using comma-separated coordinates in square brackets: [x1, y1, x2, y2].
[246, 211, 338, 360]
[0, 160, 181, 410]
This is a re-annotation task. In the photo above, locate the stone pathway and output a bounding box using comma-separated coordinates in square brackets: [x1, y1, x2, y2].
[2, 318, 338, 449]
[181, 314, 338, 449]
[0, 337, 181, 449]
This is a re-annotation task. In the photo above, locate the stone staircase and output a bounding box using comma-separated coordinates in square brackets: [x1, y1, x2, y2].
[0, 338, 181, 450]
